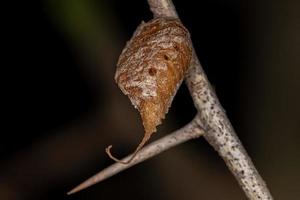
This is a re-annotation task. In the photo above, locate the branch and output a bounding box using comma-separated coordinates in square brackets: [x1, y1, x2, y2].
[186, 53, 273, 200]
[147, 0, 178, 18]
[68, 0, 273, 199]
[67, 116, 204, 194]
[148, 0, 273, 199]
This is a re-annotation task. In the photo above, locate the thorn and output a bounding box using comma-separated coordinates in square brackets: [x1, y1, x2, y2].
[67, 118, 204, 195]
[67, 177, 94, 195]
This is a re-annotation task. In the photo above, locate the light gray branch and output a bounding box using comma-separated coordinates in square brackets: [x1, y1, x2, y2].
[186, 53, 273, 200]
[68, 0, 273, 199]
[147, 0, 273, 199]
[148, 0, 178, 18]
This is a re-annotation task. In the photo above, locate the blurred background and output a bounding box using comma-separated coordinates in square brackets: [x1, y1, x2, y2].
[1, 0, 300, 199]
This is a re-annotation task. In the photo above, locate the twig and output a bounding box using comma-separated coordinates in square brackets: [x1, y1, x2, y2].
[186, 53, 273, 199]
[67, 116, 204, 194]
[147, 0, 177, 18]
[149, 0, 272, 199]
[68, 0, 273, 199]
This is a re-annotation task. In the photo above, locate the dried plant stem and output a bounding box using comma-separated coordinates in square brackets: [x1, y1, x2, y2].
[67, 116, 204, 194]
[68, 0, 273, 199]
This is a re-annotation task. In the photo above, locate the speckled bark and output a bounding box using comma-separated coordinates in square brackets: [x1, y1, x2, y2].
[149, 0, 273, 199]
[67, 1, 273, 198]
[148, 0, 178, 18]
[186, 54, 272, 200]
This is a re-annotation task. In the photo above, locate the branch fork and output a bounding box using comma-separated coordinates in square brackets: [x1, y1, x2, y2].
[68, 0, 273, 199]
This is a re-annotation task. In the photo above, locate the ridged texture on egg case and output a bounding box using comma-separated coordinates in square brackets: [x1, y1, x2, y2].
[113, 17, 192, 162]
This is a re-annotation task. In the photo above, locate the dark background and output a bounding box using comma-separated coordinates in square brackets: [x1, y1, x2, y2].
[1, 0, 300, 199]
